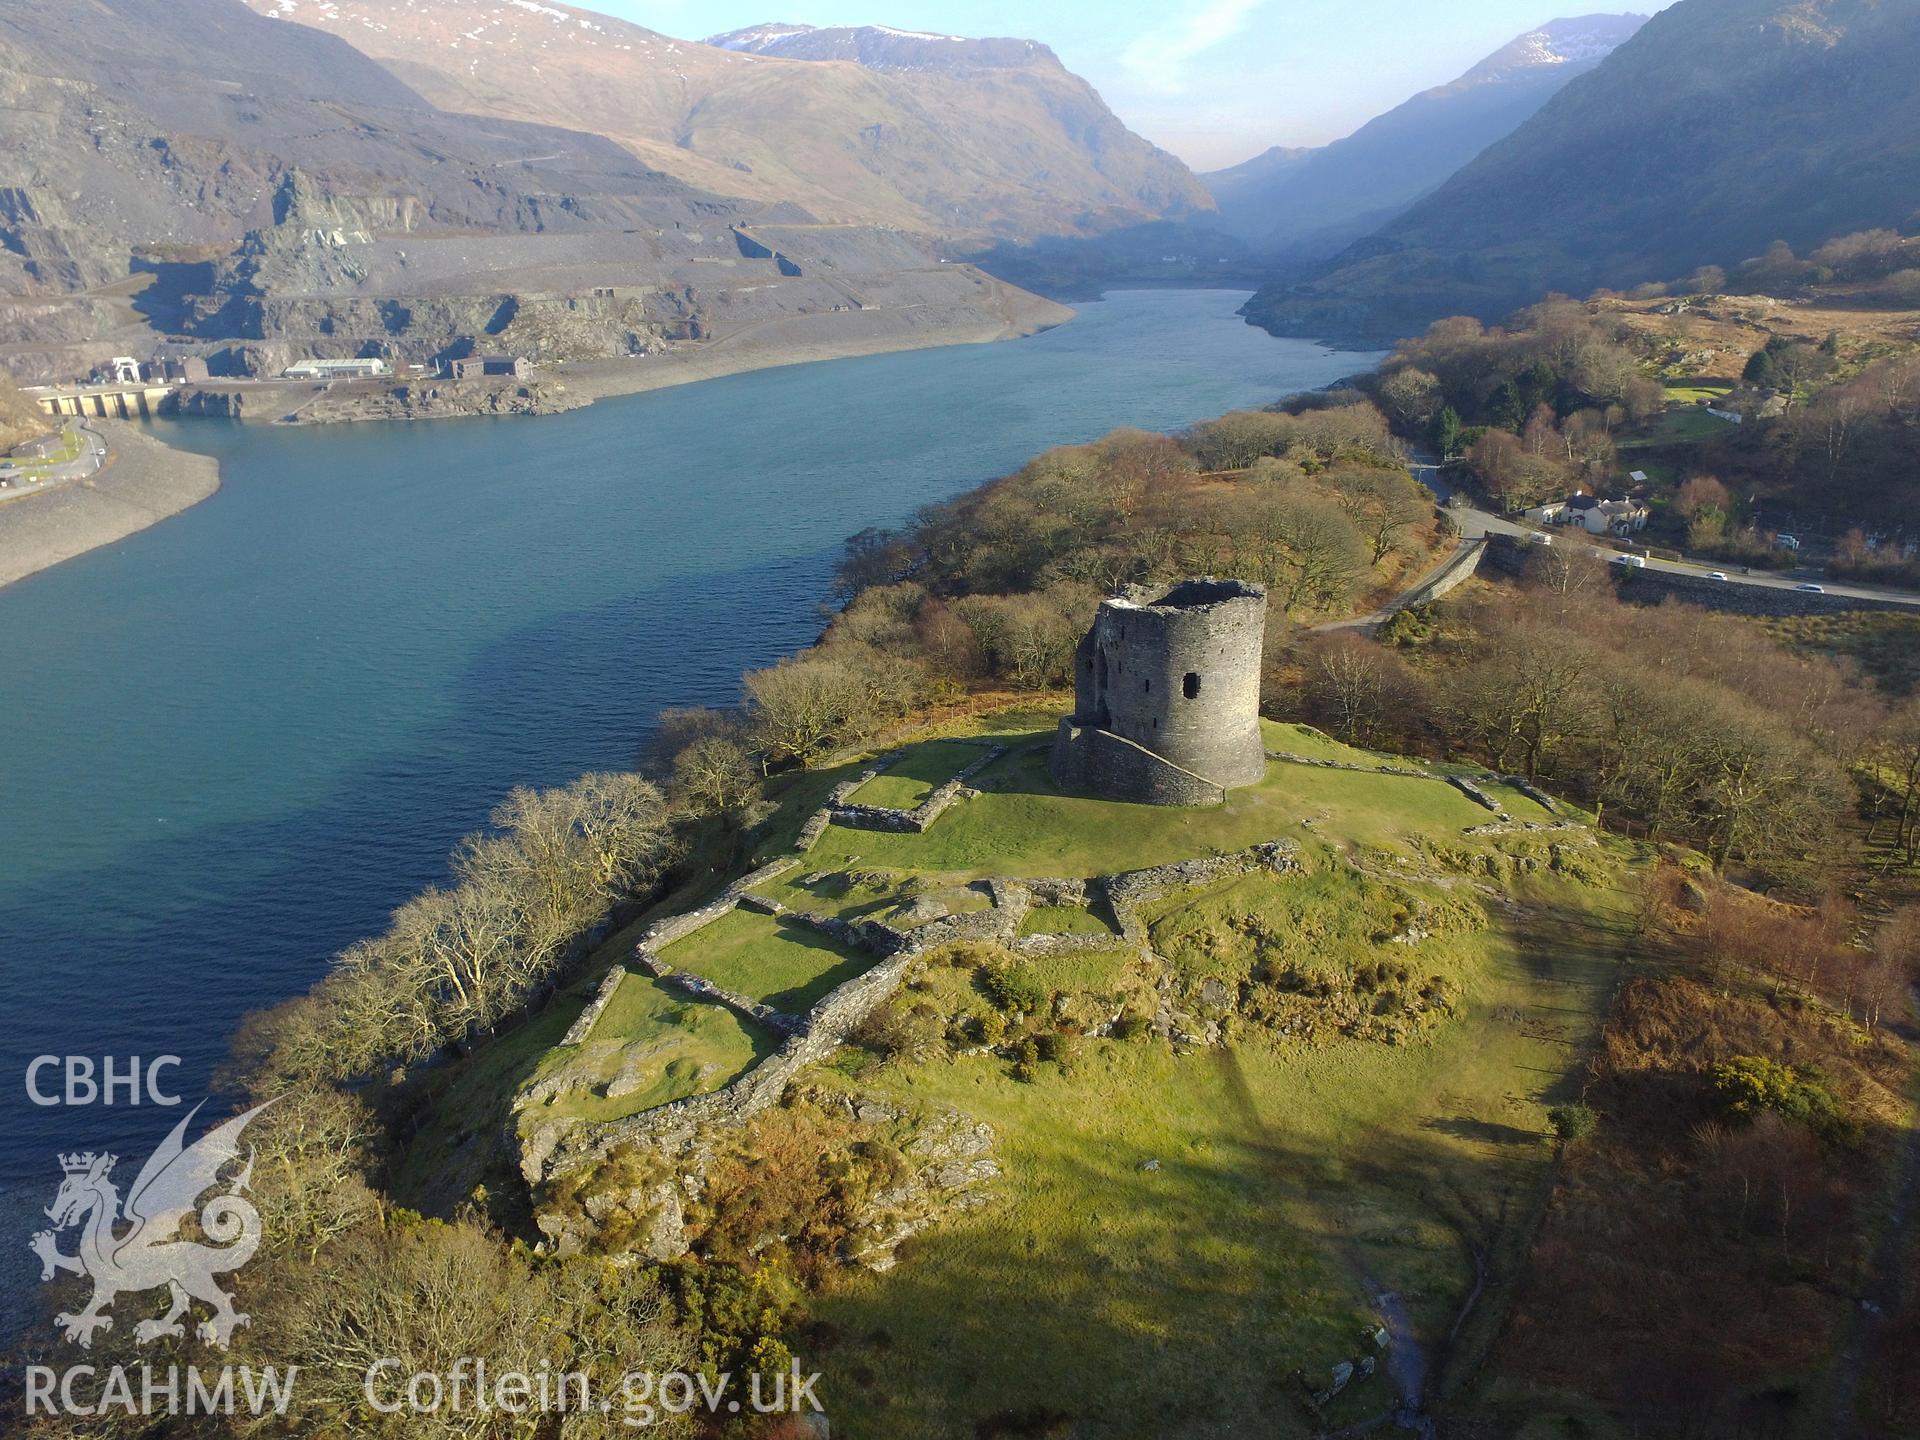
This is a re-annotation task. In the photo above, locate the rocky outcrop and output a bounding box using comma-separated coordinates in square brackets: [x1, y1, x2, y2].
[1446, 774, 1508, 817]
[837, 1101, 1000, 1272]
[0, 0, 1084, 398]
[1103, 841, 1303, 943]
[537, 1088, 1000, 1269]
[283, 379, 592, 426]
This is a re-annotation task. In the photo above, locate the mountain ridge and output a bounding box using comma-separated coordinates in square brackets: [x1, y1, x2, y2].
[0, 0, 1072, 388]
[1244, 0, 1920, 343]
[1203, 13, 1645, 259]
[241, 0, 1211, 242]
[705, 20, 1052, 71]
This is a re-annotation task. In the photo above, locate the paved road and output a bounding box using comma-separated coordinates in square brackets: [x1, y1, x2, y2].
[0, 421, 106, 502]
[1314, 538, 1484, 634]
[1410, 454, 1920, 612]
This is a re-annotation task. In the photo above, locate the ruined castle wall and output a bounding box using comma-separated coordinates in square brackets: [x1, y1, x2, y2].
[1051, 720, 1226, 806]
[1054, 578, 1268, 804]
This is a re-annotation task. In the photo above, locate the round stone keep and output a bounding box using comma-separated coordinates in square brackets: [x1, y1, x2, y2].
[1050, 578, 1268, 805]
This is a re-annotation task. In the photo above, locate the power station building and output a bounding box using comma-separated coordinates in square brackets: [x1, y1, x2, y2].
[1049, 578, 1269, 806]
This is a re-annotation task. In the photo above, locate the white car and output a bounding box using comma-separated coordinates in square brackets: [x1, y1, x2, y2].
[1707, 571, 1729, 581]
[1613, 554, 1648, 568]
[1528, 531, 1554, 546]
[1795, 582, 1826, 594]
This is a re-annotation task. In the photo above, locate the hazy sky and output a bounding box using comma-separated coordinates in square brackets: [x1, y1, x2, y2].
[593, 1, 1673, 170]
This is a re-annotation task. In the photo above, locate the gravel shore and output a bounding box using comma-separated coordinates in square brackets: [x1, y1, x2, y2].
[0, 421, 219, 590]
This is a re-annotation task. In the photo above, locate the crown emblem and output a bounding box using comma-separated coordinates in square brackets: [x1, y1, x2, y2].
[58, 1152, 111, 1175]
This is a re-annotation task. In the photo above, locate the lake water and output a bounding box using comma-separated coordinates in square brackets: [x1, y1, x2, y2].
[0, 289, 1373, 1324]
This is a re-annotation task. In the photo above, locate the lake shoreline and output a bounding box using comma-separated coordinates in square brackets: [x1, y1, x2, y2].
[0, 420, 220, 591]
[0, 281, 1074, 588]
[258, 276, 1076, 426]
[560, 284, 1075, 410]
[0, 287, 1363, 1217]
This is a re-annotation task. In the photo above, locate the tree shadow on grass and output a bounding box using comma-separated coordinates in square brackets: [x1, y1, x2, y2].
[807, 1070, 1546, 1439]
[1421, 1115, 1541, 1147]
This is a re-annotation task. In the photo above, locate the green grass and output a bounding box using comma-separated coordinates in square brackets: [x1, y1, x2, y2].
[1619, 407, 1728, 448]
[896, 884, 995, 927]
[809, 862, 1637, 1438]
[1662, 382, 1731, 405]
[389, 900, 783, 1216]
[478, 706, 1635, 1436]
[755, 763, 867, 853]
[392, 991, 588, 1211]
[1017, 944, 1140, 995]
[662, 908, 874, 1012]
[848, 740, 983, 810]
[726, 715, 1639, 1435]
[5, 430, 84, 475]
[756, 722, 1490, 890]
[1141, 867, 1478, 988]
[1271, 722, 1414, 765]
[525, 972, 776, 1124]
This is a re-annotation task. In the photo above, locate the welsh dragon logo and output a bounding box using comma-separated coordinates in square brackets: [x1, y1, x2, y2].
[28, 1100, 274, 1350]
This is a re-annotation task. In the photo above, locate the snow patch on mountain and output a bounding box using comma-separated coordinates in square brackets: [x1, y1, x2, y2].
[706, 23, 811, 51]
[1456, 13, 1647, 87]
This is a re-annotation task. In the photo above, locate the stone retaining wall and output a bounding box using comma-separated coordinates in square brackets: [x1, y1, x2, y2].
[1446, 774, 1507, 817]
[792, 758, 896, 851]
[532, 945, 923, 1182]
[1618, 564, 1920, 616]
[784, 907, 911, 958]
[560, 967, 626, 1047]
[1267, 749, 1428, 778]
[1481, 533, 1918, 617]
[827, 802, 926, 832]
[1103, 841, 1302, 942]
[637, 855, 803, 948]
[1463, 818, 1589, 838]
[1010, 929, 1128, 959]
[653, 970, 803, 1036]
[1485, 773, 1557, 814]
[1020, 877, 1089, 907]
[529, 836, 1304, 1184]
[829, 742, 1008, 834]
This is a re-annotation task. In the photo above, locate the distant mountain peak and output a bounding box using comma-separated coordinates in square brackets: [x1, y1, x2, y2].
[712, 22, 969, 45]
[1453, 13, 1648, 88]
[1244, 0, 1920, 343]
[1202, 11, 1646, 256]
[704, 20, 1055, 71]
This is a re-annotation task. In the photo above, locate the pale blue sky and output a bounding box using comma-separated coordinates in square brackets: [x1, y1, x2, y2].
[593, 1, 1674, 169]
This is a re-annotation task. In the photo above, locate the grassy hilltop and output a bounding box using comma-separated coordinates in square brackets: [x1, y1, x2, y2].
[194, 367, 1919, 1439]
[428, 714, 1637, 1436]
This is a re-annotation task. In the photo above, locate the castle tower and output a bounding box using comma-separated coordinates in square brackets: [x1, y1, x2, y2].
[1049, 578, 1268, 806]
